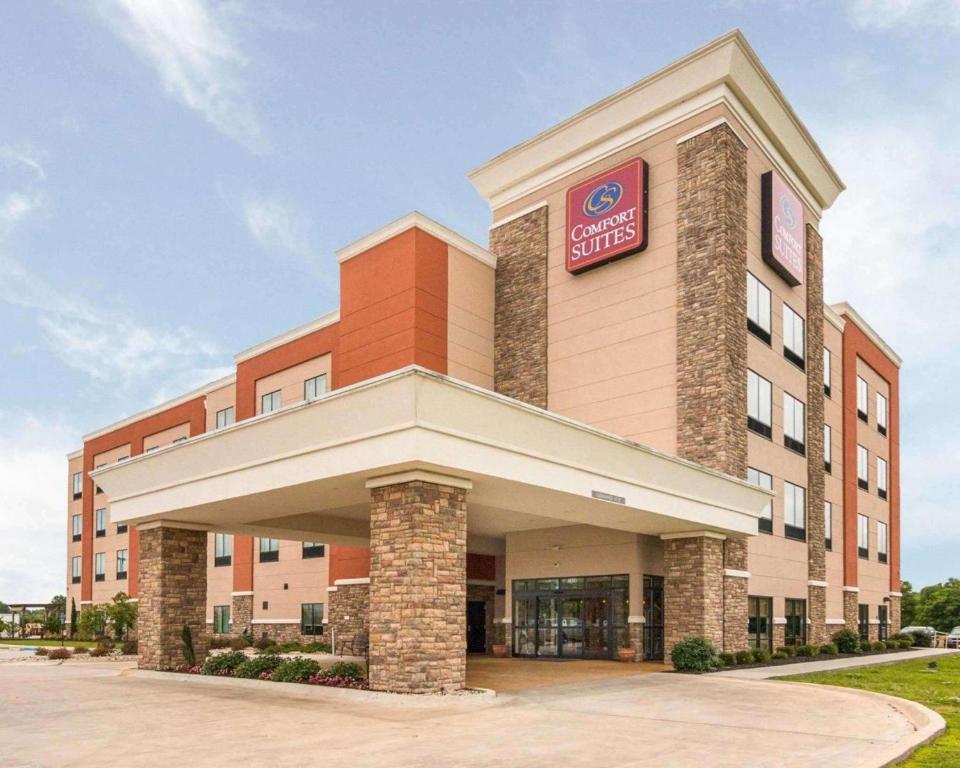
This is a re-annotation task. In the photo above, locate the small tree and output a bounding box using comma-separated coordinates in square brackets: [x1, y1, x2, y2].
[77, 605, 108, 640]
[70, 598, 78, 638]
[105, 592, 138, 640]
[43, 612, 64, 638]
[182, 624, 195, 667]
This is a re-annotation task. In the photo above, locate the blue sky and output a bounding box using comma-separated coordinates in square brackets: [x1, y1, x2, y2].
[1, 1, 957, 601]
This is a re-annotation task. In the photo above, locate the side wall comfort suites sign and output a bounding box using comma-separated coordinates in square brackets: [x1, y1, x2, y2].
[565, 158, 648, 274]
[761, 170, 804, 286]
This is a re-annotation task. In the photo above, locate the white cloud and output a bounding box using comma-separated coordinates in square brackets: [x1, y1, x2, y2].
[848, 0, 960, 29]
[0, 143, 46, 181]
[0, 191, 45, 226]
[95, 0, 263, 149]
[0, 412, 76, 603]
[243, 193, 313, 260]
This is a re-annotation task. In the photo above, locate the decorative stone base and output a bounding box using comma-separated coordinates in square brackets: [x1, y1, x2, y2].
[663, 534, 724, 658]
[138, 525, 208, 671]
[628, 622, 644, 660]
[773, 622, 785, 650]
[231, 594, 253, 636]
[807, 584, 827, 646]
[889, 595, 902, 634]
[843, 589, 859, 633]
[329, 581, 369, 655]
[368, 479, 467, 693]
[868, 623, 879, 643]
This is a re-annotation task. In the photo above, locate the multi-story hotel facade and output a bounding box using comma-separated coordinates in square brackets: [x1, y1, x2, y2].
[65, 31, 901, 693]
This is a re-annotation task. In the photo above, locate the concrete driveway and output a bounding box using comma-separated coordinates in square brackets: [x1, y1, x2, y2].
[0, 657, 940, 768]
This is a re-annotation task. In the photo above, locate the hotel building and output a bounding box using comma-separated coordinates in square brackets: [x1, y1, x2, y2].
[66, 31, 901, 692]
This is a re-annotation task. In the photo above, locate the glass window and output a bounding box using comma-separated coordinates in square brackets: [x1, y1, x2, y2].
[213, 605, 230, 634]
[877, 457, 888, 498]
[857, 377, 868, 420]
[95, 508, 107, 536]
[878, 521, 888, 563]
[302, 542, 325, 559]
[747, 468, 773, 534]
[94, 552, 106, 581]
[858, 514, 869, 558]
[876, 392, 888, 435]
[259, 537, 279, 562]
[215, 407, 235, 429]
[782, 304, 805, 367]
[823, 347, 831, 396]
[304, 374, 328, 402]
[784, 482, 806, 541]
[857, 445, 869, 489]
[260, 390, 282, 415]
[824, 501, 833, 551]
[173, 436, 188, 444]
[784, 599, 807, 647]
[746, 272, 771, 343]
[878, 605, 889, 641]
[783, 393, 805, 454]
[747, 370, 772, 437]
[116, 548, 128, 577]
[72, 514, 82, 540]
[72, 471, 83, 498]
[824, 424, 832, 472]
[747, 596, 772, 651]
[71, 555, 81, 582]
[301, 603, 324, 636]
[858, 604, 870, 641]
[214, 533, 233, 566]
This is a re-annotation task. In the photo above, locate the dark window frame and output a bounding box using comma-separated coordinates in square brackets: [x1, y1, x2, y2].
[784, 435, 806, 456]
[72, 576, 81, 584]
[747, 595, 773, 652]
[214, 555, 232, 567]
[747, 318, 771, 346]
[116, 524, 128, 534]
[259, 549, 279, 563]
[878, 424, 887, 437]
[784, 523, 806, 542]
[301, 603, 324, 636]
[878, 606, 889, 641]
[213, 605, 231, 634]
[784, 599, 807, 647]
[859, 478, 869, 491]
[824, 460, 832, 474]
[758, 516, 773, 535]
[783, 346, 805, 371]
[858, 604, 870, 642]
[747, 417, 772, 439]
[302, 542, 325, 559]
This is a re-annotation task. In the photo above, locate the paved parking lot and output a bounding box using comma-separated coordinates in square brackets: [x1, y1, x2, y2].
[0, 656, 941, 767]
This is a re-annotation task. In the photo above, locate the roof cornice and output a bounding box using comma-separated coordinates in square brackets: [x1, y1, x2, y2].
[468, 29, 844, 215]
[234, 310, 340, 364]
[832, 302, 902, 368]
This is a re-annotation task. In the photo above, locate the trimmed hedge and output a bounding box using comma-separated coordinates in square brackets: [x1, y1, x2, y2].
[272, 658, 321, 683]
[202, 651, 247, 676]
[832, 628, 860, 654]
[719, 652, 736, 667]
[751, 648, 771, 664]
[819, 643, 838, 656]
[735, 649, 753, 665]
[671, 638, 720, 673]
[235, 654, 283, 679]
[795, 644, 818, 658]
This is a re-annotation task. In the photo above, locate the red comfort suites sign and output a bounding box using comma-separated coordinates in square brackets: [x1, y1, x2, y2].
[761, 170, 804, 286]
[565, 158, 648, 274]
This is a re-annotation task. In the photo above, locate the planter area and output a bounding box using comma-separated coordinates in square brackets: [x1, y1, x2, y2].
[181, 648, 369, 690]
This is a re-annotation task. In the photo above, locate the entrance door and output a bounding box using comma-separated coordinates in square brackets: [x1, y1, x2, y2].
[582, 595, 611, 659]
[643, 575, 664, 661]
[466, 601, 486, 653]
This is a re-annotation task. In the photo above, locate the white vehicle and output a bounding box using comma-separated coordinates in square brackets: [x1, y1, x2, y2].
[946, 627, 960, 649]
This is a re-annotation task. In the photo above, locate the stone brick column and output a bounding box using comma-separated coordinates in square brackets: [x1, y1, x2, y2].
[723, 537, 749, 652]
[843, 588, 859, 633]
[662, 533, 725, 658]
[328, 579, 369, 655]
[889, 595, 902, 634]
[137, 523, 208, 671]
[489, 206, 548, 408]
[773, 621, 786, 649]
[367, 474, 468, 693]
[628, 620, 644, 660]
[231, 593, 253, 636]
[805, 224, 827, 646]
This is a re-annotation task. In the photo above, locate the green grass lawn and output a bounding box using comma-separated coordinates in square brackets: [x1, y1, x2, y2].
[780, 654, 960, 767]
[0, 638, 98, 648]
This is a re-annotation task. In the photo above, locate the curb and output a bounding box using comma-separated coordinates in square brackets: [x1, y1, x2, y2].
[129, 669, 498, 707]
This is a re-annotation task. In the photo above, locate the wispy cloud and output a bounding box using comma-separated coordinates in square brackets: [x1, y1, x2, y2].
[243, 193, 314, 261]
[95, 0, 263, 149]
[0, 191, 45, 226]
[0, 143, 46, 180]
[848, 0, 960, 29]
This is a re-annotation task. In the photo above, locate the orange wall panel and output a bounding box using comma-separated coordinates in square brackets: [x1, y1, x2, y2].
[328, 545, 371, 582]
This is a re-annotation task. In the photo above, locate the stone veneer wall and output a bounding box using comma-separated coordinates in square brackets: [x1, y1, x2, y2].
[843, 589, 859, 633]
[368, 480, 467, 693]
[628, 622, 644, 660]
[489, 206, 548, 408]
[889, 595, 902, 634]
[805, 224, 827, 646]
[467, 583, 495, 655]
[138, 525, 207, 671]
[231, 594, 253, 636]
[675, 122, 749, 653]
[663, 535, 725, 657]
[328, 581, 369, 655]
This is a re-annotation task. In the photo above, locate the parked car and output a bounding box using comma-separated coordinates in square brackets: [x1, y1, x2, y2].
[946, 627, 960, 649]
[901, 626, 936, 637]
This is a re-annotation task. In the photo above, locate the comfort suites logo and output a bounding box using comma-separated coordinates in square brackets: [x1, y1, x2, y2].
[566, 158, 648, 274]
[761, 170, 805, 286]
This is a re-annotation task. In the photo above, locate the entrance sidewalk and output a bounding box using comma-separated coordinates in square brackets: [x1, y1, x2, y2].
[716, 647, 959, 679]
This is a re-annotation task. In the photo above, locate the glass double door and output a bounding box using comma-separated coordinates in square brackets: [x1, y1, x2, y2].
[528, 594, 612, 659]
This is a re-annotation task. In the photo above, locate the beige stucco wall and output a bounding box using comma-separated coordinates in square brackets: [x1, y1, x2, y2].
[205, 532, 234, 624]
[824, 318, 845, 617]
[255, 354, 331, 415]
[66, 454, 84, 612]
[142, 423, 190, 452]
[447, 246, 494, 389]
[90, 444, 133, 603]
[204, 382, 236, 432]
[251, 539, 330, 628]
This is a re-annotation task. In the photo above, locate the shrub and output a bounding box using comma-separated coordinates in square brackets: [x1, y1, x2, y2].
[121, 640, 138, 655]
[795, 644, 818, 658]
[229, 636, 249, 651]
[253, 633, 273, 651]
[897, 638, 912, 649]
[751, 648, 771, 664]
[202, 651, 247, 676]
[890, 632, 912, 643]
[884, 640, 898, 650]
[719, 652, 736, 667]
[209, 636, 232, 650]
[323, 661, 365, 681]
[670, 637, 720, 673]
[48, 647, 72, 660]
[181, 625, 195, 667]
[72, 646, 89, 654]
[832, 628, 860, 654]
[909, 630, 933, 648]
[819, 643, 838, 656]
[34, 647, 49, 656]
[872, 641, 887, 652]
[89, 643, 112, 658]
[735, 650, 753, 665]
[302, 641, 332, 654]
[272, 657, 321, 683]
[235, 654, 283, 679]
[771, 651, 787, 660]
[776, 645, 797, 658]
